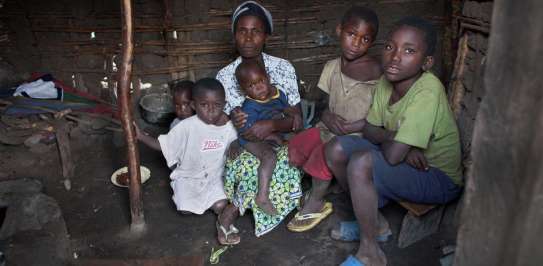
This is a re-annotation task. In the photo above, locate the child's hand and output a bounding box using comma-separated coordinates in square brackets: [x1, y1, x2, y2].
[283, 106, 303, 132]
[321, 110, 348, 135]
[405, 148, 429, 171]
[230, 107, 248, 129]
[242, 120, 274, 141]
[342, 120, 365, 135]
[227, 140, 242, 160]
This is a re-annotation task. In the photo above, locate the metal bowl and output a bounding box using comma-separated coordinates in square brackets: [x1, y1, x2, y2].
[139, 93, 174, 124]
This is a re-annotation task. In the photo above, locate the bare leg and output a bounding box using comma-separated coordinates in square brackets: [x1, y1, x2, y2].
[325, 137, 350, 191]
[244, 142, 278, 215]
[294, 137, 349, 219]
[346, 150, 386, 266]
[298, 178, 330, 216]
[210, 199, 227, 215]
[265, 133, 284, 146]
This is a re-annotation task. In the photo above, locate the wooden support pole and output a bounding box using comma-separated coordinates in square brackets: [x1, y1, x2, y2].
[118, 0, 145, 232]
[54, 120, 74, 191]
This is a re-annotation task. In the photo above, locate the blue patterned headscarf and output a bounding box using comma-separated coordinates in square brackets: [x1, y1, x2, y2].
[232, 1, 273, 34]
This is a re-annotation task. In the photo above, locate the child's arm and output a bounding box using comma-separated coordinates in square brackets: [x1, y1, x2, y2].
[361, 120, 410, 165]
[321, 109, 349, 135]
[134, 123, 161, 151]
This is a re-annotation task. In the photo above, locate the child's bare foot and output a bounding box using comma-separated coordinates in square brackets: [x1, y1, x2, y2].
[255, 194, 278, 215]
[217, 205, 240, 245]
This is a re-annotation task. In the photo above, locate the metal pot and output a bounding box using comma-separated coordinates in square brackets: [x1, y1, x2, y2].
[139, 93, 175, 124]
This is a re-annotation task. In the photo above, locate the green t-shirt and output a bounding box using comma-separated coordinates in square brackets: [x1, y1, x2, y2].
[366, 72, 463, 185]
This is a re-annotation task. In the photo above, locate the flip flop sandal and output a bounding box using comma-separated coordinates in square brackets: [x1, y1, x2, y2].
[287, 202, 333, 232]
[331, 220, 392, 242]
[210, 245, 230, 265]
[216, 222, 240, 245]
[340, 255, 366, 266]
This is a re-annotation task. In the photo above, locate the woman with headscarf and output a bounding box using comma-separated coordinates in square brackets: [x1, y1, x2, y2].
[215, 1, 303, 245]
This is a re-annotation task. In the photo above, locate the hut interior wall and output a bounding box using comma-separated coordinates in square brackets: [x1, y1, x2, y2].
[455, 0, 543, 265]
[449, 0, 492, 170]
[1, 0, 448, 103]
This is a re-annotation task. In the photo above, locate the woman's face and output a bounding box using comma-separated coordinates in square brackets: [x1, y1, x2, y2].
[234, 15, 268, 59]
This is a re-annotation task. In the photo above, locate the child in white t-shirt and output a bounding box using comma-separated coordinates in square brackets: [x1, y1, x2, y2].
[136, 78, 237, 215]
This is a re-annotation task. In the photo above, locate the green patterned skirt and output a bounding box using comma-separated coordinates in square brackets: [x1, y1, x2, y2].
[224, 146, 302, 237]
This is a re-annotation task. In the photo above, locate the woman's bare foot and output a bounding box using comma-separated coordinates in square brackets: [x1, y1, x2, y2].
[255, 193, 278, 215]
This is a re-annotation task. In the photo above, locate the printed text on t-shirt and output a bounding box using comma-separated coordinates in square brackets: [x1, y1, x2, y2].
[201, 139, 224, 151]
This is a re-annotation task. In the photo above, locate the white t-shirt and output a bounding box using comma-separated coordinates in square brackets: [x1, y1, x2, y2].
[216, 52, 301, 114]
[169, 117, 182, 130]
[158, 115, 237, 214]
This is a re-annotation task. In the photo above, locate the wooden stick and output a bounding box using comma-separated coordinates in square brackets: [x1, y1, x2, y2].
[460, 22, 490, 34]
[449, 34, 469, 118]
[54, 120, 74, 191]
[119, 0, 145, 231]
[0, 99, 121, 132]
[453, 15, 491, 27]
[29, 16, 317, 33]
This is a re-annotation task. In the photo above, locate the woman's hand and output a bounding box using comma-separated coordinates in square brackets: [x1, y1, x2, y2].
[241, 120, 274, 141]
[321, 110, 348, 135]
[405, 148, 429, 171]
[230, 107, 248, 129]
[284, 106, 303, 132]
[291, 113, 303, 132]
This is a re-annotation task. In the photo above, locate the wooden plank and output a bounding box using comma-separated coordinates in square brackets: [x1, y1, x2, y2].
[398, 205, 445, 248]
[398, 201, 437, 217]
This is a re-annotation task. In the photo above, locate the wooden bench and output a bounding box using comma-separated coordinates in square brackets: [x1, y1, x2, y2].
[398, 201, 437, 217]
[397, 201, 444, 248]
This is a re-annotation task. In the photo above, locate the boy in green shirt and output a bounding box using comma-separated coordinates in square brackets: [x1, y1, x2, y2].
[327, 17, 463, 266]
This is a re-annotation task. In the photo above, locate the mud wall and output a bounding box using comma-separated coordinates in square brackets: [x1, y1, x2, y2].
[1, 0, 449, 102]
[0, 1, 24, 89]
[448, 0, 492, 167]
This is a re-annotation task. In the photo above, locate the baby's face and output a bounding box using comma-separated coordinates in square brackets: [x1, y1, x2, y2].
[239, 69, 272, 101]
[173, 90, 194, 119]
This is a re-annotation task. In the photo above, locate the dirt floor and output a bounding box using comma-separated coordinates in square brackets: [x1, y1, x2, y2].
[0, 124, 459, 266]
